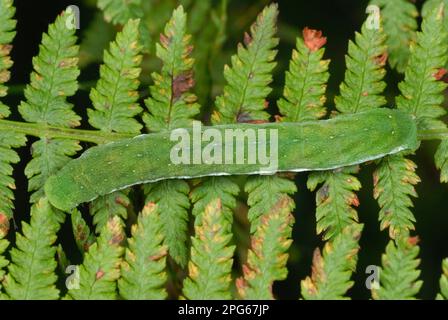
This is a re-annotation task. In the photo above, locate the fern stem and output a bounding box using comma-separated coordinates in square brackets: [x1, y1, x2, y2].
[418, 129, 448, 141]
[0, 119, 132, 144]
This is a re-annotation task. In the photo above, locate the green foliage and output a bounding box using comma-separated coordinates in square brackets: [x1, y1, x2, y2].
[97, 0, 143, 25]
[370, 0, 418, 73]
[374, 156, 420, 238]
[245, 175, 296, 232]
[18, 10, 81, 202]
[334, 21, 387, 113]
[143, 6, 199, 132]
[0, 0, 26, 220]
[3, 198, 64, 300]
[437, 258, 448, 299]
[183, 199, 235, 300]
[119, 203, 167, 300]
[71, 209, 95, 254]
[67, 216, 124, 300]
[277, 28, 329, 122]
[307, 167, 361, 240]
[212, 3, 278, 124]
[0, 0, 15, 118]
[0, 1, 447, 301]
[237, 197, 294, 299]
[372, 236, 422, 300]
[301, 224, 363, 300]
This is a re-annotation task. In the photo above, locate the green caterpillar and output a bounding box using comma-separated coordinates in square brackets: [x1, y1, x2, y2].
[45, 109, 419, 211]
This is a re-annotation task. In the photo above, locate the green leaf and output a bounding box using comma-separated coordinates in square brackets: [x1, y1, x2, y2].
[0, 214, 9, 292]
[67, 216, 124, 300]
[437, 258, 448, 299]
[396, 4, 448, 127]
[183, 199, 235, 300]
[277, 27, 329, 122]
[334, 20, 387, 113]
[190, 176, 240, 225]
[71, 209, 95, 254]
[143, 5, 199, 132]
[18, 10, 81, 202]
[236, 197, 294, 300]
[373, 155, 420, 238]
[245, 175, 296, 233]
[144, 180, 190, 267]
[307, 167, 361, 240]
[372, 236, 422, 299]
[0, 0, 16, 118]
[301, 223, 363, 300]
[97, 0, 143, 25]
[369, 0, 418, 73]
[435, 140, 448, 182]
[89, 190, 129, 234]
[88, 19, 143, 134]
[211, 3, 278, 124]
[3, 198, 64, 300]
[119, 202, 168, 300]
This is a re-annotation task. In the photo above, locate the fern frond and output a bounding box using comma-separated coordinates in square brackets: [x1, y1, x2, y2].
[369, 0, 418, 73]
[372, 236, 422, 299]
[0, 0, 16, 118]
[437, 258, 448, 299]
[0, 0, 26, 221]
[18, 10, 81, 202]
[119, 202, 167, 300]
[183, 199, 235, 300]
[423, 0, 448, 37]
[3, 198, 64, 300]
[334, 20, 387, 113]
[277, 27, 329, 122]
[307, 167, 361, 240]
[301, 223, 363, 300]
[435, 140, 448, 183]
[396, 4, 448, 127]
[67, 216, 124, 300]
[71, 209, 95, 254]
[190, 176, 240, 224]
[144, 180, 190, 267]
[143, 5, 200, 132]
[236, 197, 294, 300]
[211, 3, 278, 124]
[97, 0, 143, 25]
[88, 19, 143, 134]
[0, 214, 9, 291]
[245, 175, 296, 232]
[373, 156, 420, 238]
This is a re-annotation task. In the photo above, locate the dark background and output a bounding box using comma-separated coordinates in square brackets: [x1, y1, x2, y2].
[4, 0, 447, 299]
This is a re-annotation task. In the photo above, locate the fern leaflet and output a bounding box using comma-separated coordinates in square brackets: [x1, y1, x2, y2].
[119, 202, 167, 300]
[437, 258, 448, 299]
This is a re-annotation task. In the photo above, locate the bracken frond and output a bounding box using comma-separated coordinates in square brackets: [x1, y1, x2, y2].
[3, 198, 64, 300]
[211, 3, 278, 124]
[373, 155, 420, 238]
[369, 0, 418, 73]
[307, 167, 361, 240]
[0, 0, 15, 118]
[437, 258, 448, 299]
[372, 236, 422, 299]
[183, 199, 235, 300]
[301, 223, 363, 300]
[236, 197, 294, 300]
[71, 209, 95, 255]
[67, 216, 124, 300]
[277, 27, 329, 122]
[119, 202, 167, 300]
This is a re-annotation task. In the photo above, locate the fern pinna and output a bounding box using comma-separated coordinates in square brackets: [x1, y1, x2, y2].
[0, 0, 446, 301]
